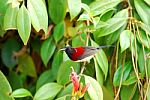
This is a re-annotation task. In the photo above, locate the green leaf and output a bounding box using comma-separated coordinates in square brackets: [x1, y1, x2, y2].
[93, 57, 104, 85]
[92, 17, 100, 27]
[134, 0, 150, 25]
[147, 58, 150, 78]
[95, 18, 127, 37]
[0, 0, 8, 36]
[122, 75, 137, 85]
[0, 92, 14, 100]
[95, 20, 108, 29]
[120, 30, 133, 52]
[18, 54, 37, 77]
[40, 37, 56, 66]
[4, 5, 19, 30]
[17, 4, 31, 45]
[36, 69, 55, 90]
[146, 84, 150, 100]
[89, 0, 121, 16]
[81, 3, 90, 14]
[105, 24, 126, 45]
[100, 9, 115, 22]
[68, 0, 81, 20]
[1, 38, 21, 68]
[94, 9, 128, 37]
[57, 83, 72, 98]
[84, 75, 103, 100]
[51, 52, 63, 79]
[34, 83, 62, 100]
[7, 0, 20, 8]
[144, 0, 150, 6]
[0, 71, 12, 94]
[72, 33, 86, 47]
[78, 13, 90, 21]
[27, 0, 48, 33]
[113, 62, 133, 86]
[138, 22, 150, 35]
[120, 84, 137, 100]
[138, 47, 145, 77]
[48, 0, 67, 24]
[11, 88, 32, 98]
[7, 71, 23, 90]
[55, 96, 68, 100]
[91, 39, 108, 79]
[137, 30, 150, 48]
[57, 60, 80, 85]
[53, 21, 65, 43]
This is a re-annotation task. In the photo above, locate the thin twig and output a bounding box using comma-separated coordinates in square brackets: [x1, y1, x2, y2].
[114, 51, 126, 100]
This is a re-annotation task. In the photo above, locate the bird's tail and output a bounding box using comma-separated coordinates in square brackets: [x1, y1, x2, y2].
[97, 45, 115, 49]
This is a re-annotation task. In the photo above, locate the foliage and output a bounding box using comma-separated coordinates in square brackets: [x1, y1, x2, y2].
[0, 0, 150, 100]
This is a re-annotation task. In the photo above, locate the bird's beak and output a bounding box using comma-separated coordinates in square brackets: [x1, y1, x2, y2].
[59, 48, 66, 51]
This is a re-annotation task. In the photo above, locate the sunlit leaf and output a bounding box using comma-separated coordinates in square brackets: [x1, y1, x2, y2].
[137, 30, 150, 48]
[0, 0, 8, 36]
[27, 0, 48, 33]
[93, 57, 104, 85]
[89, 0, 121, 16]
[68, 0, 81, 20]
[17, 4, 31, 45]
[18, 54, 37, 77]
[138, 22, 150, 35]
[55, 96, 68, 100]
[48, 0, 67, 24]
[120, 30, 133, 52]
[94, 9, 128, 37]
[40, 37, 56, 66]
[144, 0, 150, 6]
[7, 0, 20, 8]
[4, 5, 19, 30]
[78, 13, 90, 21]
[91, 39, 108, 79]
[122, 75, 137, 85]
[84, 75, 103, 100]
[11, 88, 32, 98]
[81, 3, 90, 14]
[134, 0, 150, 25]
[105, 25, 126, 45]
[147, 58, 150, 78]
[34, 83, 62, 100]
[0, 71, 12, 94]
[146, 84, 150, 100]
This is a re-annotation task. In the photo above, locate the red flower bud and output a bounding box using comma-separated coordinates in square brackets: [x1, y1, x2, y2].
[71, 71, 79, 92]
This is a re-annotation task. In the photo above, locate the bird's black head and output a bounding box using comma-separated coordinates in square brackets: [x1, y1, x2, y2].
[60, 46, 75, 59]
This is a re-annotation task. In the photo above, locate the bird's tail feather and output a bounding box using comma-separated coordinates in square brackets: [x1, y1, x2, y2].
[98, 45, 115, 49]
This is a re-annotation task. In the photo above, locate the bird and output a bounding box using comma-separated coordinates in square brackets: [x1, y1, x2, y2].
[60, 45, 114, 62]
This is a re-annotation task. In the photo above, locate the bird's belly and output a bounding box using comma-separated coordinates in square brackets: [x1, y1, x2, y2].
[75, 55, 94, 62]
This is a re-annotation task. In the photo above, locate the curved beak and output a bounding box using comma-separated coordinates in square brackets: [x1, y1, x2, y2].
[59, 48, 66, 51]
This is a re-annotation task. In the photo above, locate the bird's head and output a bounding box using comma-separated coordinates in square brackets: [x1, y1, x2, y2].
[60, 46, 74, 54]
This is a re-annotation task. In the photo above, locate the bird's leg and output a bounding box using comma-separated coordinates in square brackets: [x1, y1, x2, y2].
[80, 62, 87, 75]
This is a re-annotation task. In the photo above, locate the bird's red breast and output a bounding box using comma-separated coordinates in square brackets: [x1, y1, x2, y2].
[71, 47, 85, 61]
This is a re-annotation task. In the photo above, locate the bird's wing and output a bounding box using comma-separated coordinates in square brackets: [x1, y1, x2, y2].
[77, 47, 99, 60]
